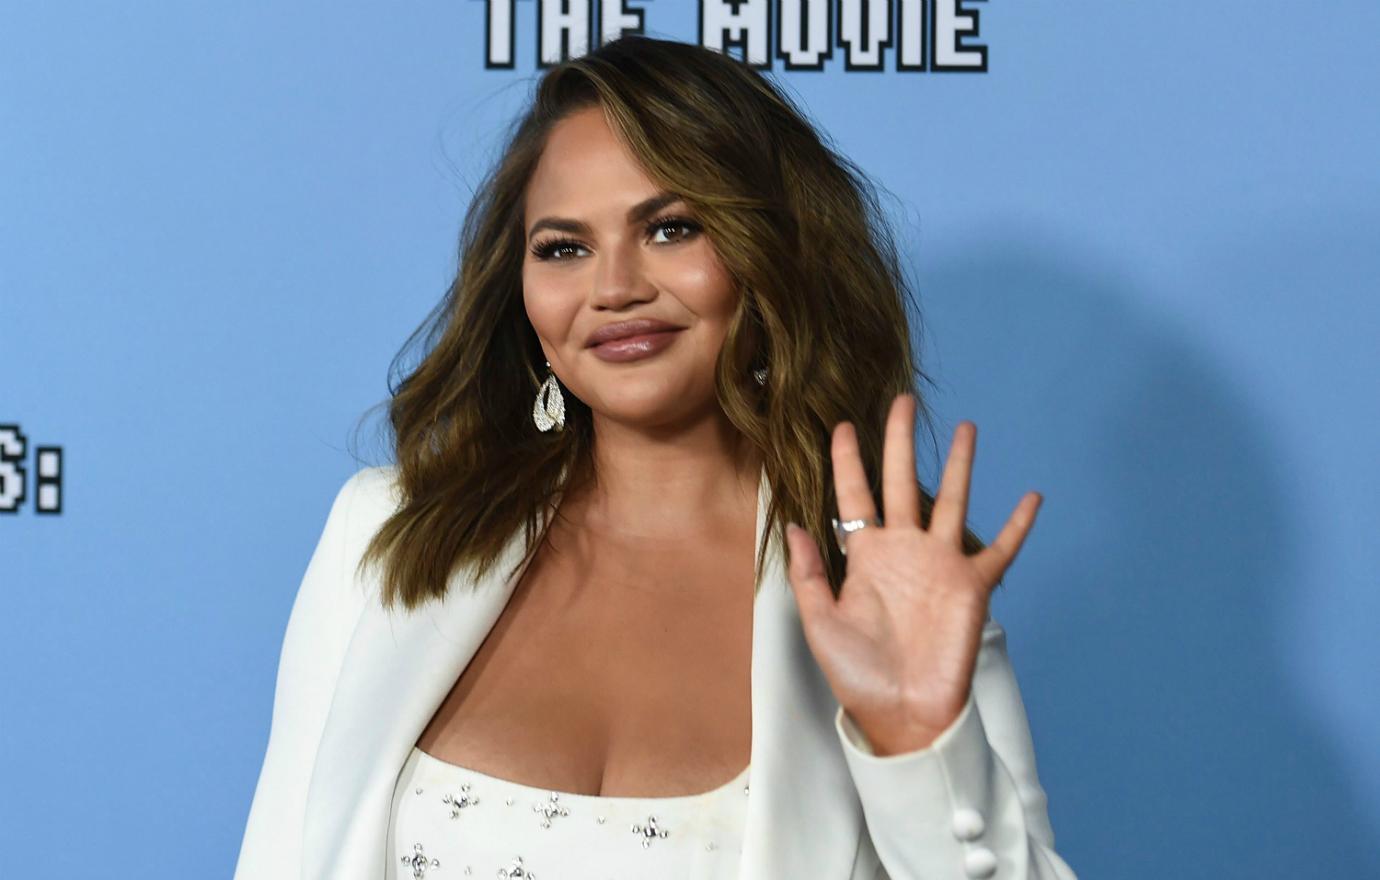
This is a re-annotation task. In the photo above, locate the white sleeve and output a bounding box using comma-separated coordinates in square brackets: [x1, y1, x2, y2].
[232, 470, 369, 880]
[833, 617, 1079, 880]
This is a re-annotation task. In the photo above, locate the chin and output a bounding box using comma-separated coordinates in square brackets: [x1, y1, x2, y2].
[591, 389, 711, 426]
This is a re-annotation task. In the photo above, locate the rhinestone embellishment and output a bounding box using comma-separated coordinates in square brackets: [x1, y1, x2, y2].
[400, 842, 440, 878]
[630, 815, 670, 847]
[442, 783, 480, 819]
[399, 751, 751, 871]
[533, 792, 569, 829]
[532, 368, 565, 432]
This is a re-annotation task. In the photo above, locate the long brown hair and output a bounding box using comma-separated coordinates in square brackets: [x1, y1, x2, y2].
[351, 35, 987, 612]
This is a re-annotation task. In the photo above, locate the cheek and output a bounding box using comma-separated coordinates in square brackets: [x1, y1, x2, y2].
[679, 264, 741, 367]
[673, 252, 740, 319]
[522, 271, 575, 344]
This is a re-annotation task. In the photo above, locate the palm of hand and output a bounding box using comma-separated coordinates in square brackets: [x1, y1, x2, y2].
[783, 394, 1042, 756]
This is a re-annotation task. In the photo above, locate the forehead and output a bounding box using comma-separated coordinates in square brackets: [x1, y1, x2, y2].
[523, 107, 662, 216]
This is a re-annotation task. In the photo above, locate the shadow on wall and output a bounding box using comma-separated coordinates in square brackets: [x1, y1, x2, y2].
[912, 224, 1377, 879]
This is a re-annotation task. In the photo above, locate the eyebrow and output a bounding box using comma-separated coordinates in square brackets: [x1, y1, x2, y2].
[526, 191, 686, 243]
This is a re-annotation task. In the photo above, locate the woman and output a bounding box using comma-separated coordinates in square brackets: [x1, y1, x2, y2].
[234, 35, 1077, 880]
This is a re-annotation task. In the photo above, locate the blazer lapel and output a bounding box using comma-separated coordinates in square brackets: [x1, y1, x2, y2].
[301, 513, 535, 879]
[740, 467, 866, 877]
[302, 466, 864, 879]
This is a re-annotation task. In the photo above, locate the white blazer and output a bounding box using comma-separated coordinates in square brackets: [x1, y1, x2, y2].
[233, 465, 1078, 880]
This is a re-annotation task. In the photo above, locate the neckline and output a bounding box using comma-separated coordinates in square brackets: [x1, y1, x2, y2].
[410, 746, 750, 804]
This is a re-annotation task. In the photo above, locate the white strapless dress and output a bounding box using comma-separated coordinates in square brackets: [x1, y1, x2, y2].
[387, 746, 752, 879]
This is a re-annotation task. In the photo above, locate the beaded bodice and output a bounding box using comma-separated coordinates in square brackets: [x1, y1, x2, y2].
[387, 746, 751, 879]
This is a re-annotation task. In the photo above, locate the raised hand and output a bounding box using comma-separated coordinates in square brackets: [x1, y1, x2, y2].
[783, 394, 1042, 756]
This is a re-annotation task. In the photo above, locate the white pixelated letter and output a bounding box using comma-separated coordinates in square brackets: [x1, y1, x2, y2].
[933, 0, 987, 70]
[701, 0, 770, 68]
[483, 0, 516, 68]
[599, 0, 648, 46]
[897, 0, 925, 70]
[0, 424, 26, 513]
[778, 0, 831, 69]
[539, 0, 594, 65]
[839, 0, 891, 70]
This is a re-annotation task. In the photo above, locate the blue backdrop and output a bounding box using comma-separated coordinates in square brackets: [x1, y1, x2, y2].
[3, 2, 1377, 877]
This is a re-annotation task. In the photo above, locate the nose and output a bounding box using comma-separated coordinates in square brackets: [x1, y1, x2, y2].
[589, 239, 654, 309]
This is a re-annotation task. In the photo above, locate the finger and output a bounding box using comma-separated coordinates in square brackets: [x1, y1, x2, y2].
[973, 491, 1042, 587]
[929, 421, 976, 545]
[784, 522, 837, 625]
[881, 394, 921, 528]
[831, 421, 878, 525]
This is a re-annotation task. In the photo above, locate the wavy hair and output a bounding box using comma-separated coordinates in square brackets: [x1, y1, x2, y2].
[352, 34, 987, 612]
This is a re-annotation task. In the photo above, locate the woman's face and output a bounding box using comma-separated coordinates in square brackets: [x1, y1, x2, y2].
[521, 105, 740, 432]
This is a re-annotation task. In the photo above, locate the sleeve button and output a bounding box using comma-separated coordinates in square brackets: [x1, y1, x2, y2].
[951, 807, 986, 841]
[964, 845, 998, 878]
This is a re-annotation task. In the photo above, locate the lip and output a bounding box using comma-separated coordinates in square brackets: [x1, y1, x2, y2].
[589, 329, 683, 363]
[585, 318, 685, 348]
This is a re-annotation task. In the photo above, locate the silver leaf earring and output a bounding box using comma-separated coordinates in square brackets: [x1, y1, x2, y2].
[532, 359, 566, 432]
[752, 366, 768, 386]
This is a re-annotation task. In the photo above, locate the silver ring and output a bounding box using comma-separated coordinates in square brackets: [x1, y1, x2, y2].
[831, 516, 882, 555]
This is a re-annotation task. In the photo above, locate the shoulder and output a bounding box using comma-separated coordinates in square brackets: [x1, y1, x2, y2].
[298, 465, 402, 613]
[341, 463, 402, 517]
[339, 463, 403, 566]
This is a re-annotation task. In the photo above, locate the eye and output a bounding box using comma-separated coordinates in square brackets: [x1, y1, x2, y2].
[527, 215, 702, 262]
[529, 237, 586, 262]
[647, 215, 702, 245]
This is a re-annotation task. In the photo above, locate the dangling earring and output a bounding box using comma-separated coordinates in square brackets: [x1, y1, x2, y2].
[752, 366, 768, 386]
[533, 359, 565, 432]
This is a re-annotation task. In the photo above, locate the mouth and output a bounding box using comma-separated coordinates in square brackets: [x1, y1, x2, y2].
[584, 319, 686, 348]
[591, 329, 680, 346]
[587, 328, 684, 361]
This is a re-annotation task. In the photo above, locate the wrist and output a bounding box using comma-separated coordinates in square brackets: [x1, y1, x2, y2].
[844, 694, 968, 756]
